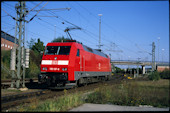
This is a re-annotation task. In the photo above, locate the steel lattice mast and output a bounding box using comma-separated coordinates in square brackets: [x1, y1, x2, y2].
[10, 1, 27, 89]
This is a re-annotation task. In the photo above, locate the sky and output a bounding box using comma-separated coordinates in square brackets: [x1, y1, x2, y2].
[1, 1, 169, 65]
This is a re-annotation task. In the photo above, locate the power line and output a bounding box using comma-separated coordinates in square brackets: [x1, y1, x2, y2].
[1, 15, 9, 17]
[1, 8, 17, 21]
[32, 8, 71, 11]
[43, 3, 139, 57]
[31, 3, 99, 43]
[67, 2, 97, 31]
[27, 2, 48, 23]
[75, 2, 140, 50]
[20, 2, 66, 39]
[37, 17, 63, 31]
[28, 2, 73, 36]
[2, 1, 146, 61]
[22, 1, 43, 19]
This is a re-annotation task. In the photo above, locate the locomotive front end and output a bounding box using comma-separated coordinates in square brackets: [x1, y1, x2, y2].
[39, 43, 73, 88]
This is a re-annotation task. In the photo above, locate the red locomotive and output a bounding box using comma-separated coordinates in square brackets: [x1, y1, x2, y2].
[38, 41, 111, 89]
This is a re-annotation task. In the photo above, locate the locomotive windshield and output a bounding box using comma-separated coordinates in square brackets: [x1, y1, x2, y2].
[44, 46, 71, 55]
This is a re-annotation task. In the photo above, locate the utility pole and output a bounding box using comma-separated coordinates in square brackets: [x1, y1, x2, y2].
[16, 1, 27, 89]
[9, 1, 28, 89]
[157, 37, 160, 63]
[106, 42, 123, 52]
[54, 25, 56, 39]
[152, 42, 156, 71]
[137, 57, 141, 77]
[162, 48, 164, 63]
[97, 14, 103, 49]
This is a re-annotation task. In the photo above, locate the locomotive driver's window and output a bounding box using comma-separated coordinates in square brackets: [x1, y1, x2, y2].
[76, 49, 80, 56]
[45, 46, 71, 55]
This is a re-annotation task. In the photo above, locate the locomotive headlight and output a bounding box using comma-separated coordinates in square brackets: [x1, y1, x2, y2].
[42, 67, 47, 70]
[62, 68, 67, 71]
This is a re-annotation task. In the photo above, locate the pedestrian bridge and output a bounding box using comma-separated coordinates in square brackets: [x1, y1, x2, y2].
[111, 60, 169, 66]
[111, 60, 169, 74]
[111, 60, 152, 66]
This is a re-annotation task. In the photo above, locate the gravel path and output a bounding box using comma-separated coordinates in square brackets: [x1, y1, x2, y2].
[70, 103, 169, 111]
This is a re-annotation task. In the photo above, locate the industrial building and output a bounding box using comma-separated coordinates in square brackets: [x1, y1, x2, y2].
[156, 63, 170, 72]
[1, 31, 18, 50]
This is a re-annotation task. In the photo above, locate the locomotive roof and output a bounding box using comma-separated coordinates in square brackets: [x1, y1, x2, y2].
[82, 44, 108, 58]
[47, 42, 76, 46]
[46, 42, 108, 58]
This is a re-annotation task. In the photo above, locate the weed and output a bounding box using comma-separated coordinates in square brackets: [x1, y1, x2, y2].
[148, 71, 160, 81]
[85, 79, 169, 108]
[11, 91, 85, 112]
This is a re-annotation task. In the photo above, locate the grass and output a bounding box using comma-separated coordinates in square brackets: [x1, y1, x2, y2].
[85, 79, 169, 108]
[8, 89, 86, 112]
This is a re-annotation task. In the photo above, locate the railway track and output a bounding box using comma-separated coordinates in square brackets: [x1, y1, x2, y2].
[1, 78, 38, 89]
[1, 90, 49, 110]
[1, 74, 126, 111]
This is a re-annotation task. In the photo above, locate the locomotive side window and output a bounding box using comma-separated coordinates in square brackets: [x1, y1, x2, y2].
[76, 49, 80, 56]
[44, 46, 71, 55]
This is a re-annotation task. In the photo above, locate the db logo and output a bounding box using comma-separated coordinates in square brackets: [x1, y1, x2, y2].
[52, 61, 58, 65]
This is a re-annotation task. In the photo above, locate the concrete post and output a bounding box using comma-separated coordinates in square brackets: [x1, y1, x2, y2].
[142, 65, 145, 75]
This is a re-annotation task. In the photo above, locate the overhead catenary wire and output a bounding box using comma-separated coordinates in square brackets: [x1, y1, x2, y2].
[31, 2, 82, 31]
[22, 1, 43, 18]
[2, 7, 58, 42]
[1, 8, 17, 21]
[1, 3, 15, 13]
[76, 2, 134, 43]
[1, 2, 123, 50]
[27, 2, 48, 23]
[1, 2, 66, 44]
[28, 2, 71, 33]
[2, 2, 54, 48]
[21, 3, 65, 40]
[44, 3, 139, 57]
[2, 1, 149, 61]
[30, 2, 98, 44]
[67, 2, 97, 31]
[32, 8, 71, 11]
[37, 17, 63, 31]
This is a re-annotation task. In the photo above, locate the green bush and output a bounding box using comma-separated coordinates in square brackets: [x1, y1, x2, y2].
[1, 49, 41, 79]
[159, 69, 170, 79]
[25, 50, 41, 78]
[1, 50, 11, 67]
[1, 68, 11, 79]
[1, 50, 11, 79]
[25, 60, 40, 78]
[148, 71, 160, 81]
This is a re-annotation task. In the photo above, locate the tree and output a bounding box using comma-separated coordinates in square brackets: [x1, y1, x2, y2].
[25, 38, 45, 78]
[31, 38, 45, 67]
[115, 66, 125, 73]
[27, 38, 36, 49]
[51, 36, 71, 42]
[32, 38, 45, 55]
